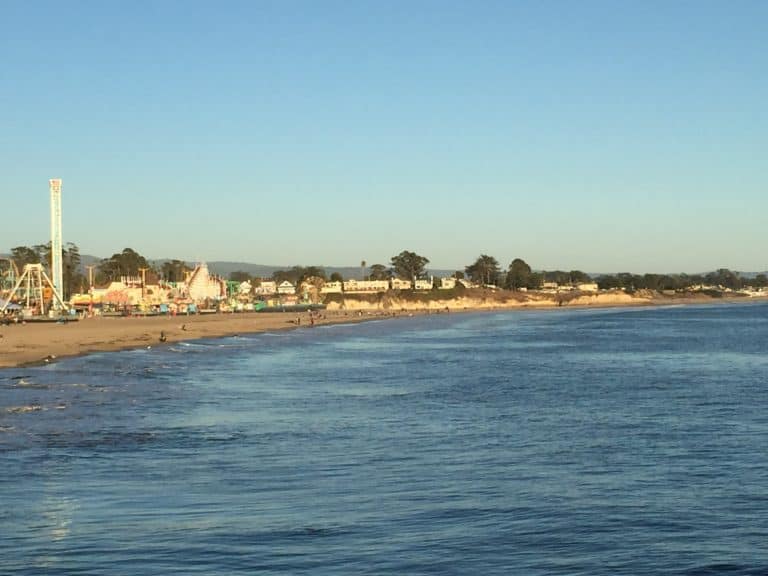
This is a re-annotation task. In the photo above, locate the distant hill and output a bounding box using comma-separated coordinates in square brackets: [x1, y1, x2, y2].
[2, 253, 763, 281]
[1, 253, 455, 279]
[204, 261, 456, 280]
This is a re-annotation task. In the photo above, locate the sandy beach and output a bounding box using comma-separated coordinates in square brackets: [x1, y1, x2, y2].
[1, 293, 763, 369]
[0, 310, 390, 369]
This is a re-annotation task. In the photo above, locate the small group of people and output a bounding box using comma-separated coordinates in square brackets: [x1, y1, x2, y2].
[294, 311, 322, 327]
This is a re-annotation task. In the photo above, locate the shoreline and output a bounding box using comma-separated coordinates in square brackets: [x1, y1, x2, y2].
[1, 294, 765, 370]
[0, 310, 397, 370]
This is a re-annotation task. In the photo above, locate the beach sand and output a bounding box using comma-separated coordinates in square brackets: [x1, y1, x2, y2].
[0, 310, 385, 369]
[1, 293, 763, 369]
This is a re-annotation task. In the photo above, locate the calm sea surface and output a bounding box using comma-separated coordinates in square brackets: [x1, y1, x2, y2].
[1, 303, 767, 575]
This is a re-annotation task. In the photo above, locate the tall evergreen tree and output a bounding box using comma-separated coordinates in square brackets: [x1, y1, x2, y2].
[390, 251, 429, 282]
[465, 255, 500, 286]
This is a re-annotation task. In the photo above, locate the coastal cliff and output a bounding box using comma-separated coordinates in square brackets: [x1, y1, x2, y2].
[324, 289, 651, 312]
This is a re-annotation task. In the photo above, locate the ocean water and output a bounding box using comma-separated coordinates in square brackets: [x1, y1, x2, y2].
[1, 302, 767, 575]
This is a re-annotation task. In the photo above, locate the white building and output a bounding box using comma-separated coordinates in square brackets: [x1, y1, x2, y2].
[254, 281, 277, 295]
[576, 283, 599, 292]
[439, 277, 457, 290]
[343, 279, 389, 293]
[390, 278, 412, 290]
[414, 279, 433, 291]
[277, 281, 296, 295]
[320, 281, 343, 294]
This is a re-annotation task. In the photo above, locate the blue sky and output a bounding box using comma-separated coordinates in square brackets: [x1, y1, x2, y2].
[1, 0, 766, 273]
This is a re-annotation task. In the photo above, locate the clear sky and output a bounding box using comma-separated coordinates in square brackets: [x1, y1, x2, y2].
[1, 0, 766, 273]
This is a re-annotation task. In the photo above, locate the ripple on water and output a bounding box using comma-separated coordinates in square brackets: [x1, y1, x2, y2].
[1, 303, 767, 575]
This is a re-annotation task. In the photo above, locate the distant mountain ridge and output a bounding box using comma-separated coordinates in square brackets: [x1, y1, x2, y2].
[202, 261, 458, 280]
[1, 254, 765, 280]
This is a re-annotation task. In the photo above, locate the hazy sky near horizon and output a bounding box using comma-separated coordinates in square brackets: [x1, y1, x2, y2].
[1, 0, 766, 273]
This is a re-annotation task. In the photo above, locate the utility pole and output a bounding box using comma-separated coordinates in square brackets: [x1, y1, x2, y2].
[139, 267, 149, 300]
[85, 265, 96, 290]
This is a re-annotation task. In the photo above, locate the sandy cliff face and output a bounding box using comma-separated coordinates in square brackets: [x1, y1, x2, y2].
[325, 290, 650, 311]
[565, 292, 648, 306]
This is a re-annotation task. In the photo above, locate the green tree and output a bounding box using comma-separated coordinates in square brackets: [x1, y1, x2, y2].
[10, 246, 41, 268]
[62, 242, 84, 297]
[642, 273, 662, 291]
[659, 275, 681, 291]
[569, 270, 591, 284]
[465, 254, 500, 286]
[754, 274, 767, 288]
[526, 271, 543, 290]
[35, 243, 52, 266]
[161, 260, 191, 283]
[302, 266, 327, 282]
[271, 265, 325, 286]
[330, 272, 344, 283]
[597, 274, 621, 290]
[390, 250, 429, 282]
[272, 269, 299, 285]
[368, 264, 391, 281]
[98, 248, 151, 282]
[546, 270, 571, 285]
[229, 270, 252, 282]
[705, 268, 742, 290]
[505, 258, 532, 290]
[12, 242, 83, 297]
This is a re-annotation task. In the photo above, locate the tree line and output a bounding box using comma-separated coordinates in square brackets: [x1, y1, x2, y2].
[8, 243, 767, 299]
[7, 244, 194, 298]
[9, 242, 85, 298]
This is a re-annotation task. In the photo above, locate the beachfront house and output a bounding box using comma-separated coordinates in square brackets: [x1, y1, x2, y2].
[254, 281, 277, 295]
[414, 279, 433, 291]
[320, 281, 343, 294]
[343, 279, 389, 293]
[576, 283, 599, 292]
[390, 278, 412, 290]
[277, 281, 296, 295]
[439, 277, 457, 290]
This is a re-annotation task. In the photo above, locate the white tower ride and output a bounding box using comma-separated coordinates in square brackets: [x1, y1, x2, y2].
[49, 178, 63, 310]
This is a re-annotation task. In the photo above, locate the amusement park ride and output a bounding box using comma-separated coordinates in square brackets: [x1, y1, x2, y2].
[0, 263, 69, 317]
[0, 258, 19, 291]
[0, 179, 72, 319]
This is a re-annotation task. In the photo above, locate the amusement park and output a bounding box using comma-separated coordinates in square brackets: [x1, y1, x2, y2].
[0, 180, 325, 323]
